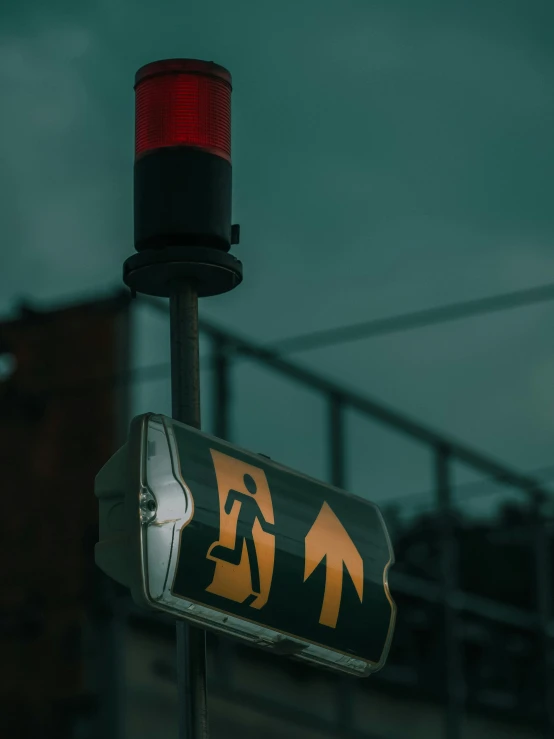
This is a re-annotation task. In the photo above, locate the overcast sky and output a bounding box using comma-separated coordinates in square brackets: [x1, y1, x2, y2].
[1, 0, 554, 519]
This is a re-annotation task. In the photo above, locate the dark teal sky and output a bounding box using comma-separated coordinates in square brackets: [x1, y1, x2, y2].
[1, 1, 554, 516]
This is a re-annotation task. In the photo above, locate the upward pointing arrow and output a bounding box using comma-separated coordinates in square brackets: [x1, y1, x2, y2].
[304, 502, 364, 629]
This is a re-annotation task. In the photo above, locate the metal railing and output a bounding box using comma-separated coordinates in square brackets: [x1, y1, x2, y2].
[141, 297, 554, 738]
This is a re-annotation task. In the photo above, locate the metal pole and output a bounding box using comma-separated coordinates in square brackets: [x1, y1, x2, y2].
[169, 279, 209, 739]
[328, 393, 353, 731]
[436, 444, 464, 739]
[532, 492, 554, 737]
[93, 579, 124, 739]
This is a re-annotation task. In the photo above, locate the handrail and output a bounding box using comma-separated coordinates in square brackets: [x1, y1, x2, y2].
[142, 296, 550, 500]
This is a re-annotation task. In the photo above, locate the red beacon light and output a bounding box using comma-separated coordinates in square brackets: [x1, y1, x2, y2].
[134, 59, 232, 163]
[125, 59, 242, 300]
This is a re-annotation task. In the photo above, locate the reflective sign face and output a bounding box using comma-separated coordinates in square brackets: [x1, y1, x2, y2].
[98, 414, 396, 677]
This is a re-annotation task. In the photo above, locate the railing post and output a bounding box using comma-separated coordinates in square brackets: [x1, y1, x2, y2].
[436, 444, 464, 739]
[531, 491, 554, 736]
[329, 392, 346, 490]
[212, 336, 231, 441]
[328, 393, 353, 729]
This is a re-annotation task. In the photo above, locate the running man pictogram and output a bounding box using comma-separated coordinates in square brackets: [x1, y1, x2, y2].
[208, 473, 274, 594]
[206, 450, 275, 608]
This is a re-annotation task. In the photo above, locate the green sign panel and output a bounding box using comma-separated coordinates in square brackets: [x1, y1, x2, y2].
[95, 413, 396, 676]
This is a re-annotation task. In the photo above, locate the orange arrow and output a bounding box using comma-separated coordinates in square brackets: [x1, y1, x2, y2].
[304, 502, 364, 629]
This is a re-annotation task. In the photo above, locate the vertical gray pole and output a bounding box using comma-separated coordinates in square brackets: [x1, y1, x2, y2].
[112, 592, 128, 739]
[532, 491, 554, 738]
[170, 279, 209, 739]
[436, 445, 463, 739]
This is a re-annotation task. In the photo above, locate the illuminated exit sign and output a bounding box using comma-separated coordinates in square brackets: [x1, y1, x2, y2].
[95, 413, 396, 677]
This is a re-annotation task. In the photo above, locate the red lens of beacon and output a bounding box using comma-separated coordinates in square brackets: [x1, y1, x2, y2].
[134, 59, 232, 162]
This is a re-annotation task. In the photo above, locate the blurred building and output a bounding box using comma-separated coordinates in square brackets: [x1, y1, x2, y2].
[0, 293, 130, 738]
